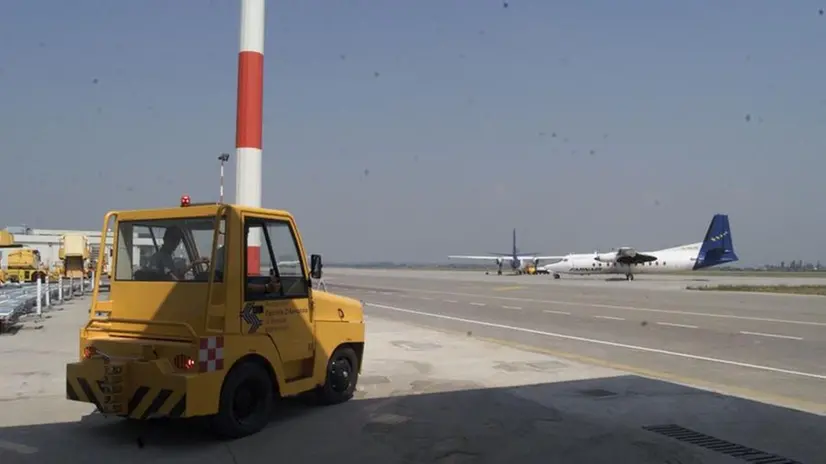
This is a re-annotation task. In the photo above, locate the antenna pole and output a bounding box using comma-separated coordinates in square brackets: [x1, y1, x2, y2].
[218, 153, 230, 202]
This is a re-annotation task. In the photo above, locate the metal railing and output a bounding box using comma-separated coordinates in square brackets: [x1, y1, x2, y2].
[0, 275, 93, 330]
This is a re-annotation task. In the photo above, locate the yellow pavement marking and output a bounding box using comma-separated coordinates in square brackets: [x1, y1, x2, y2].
[493, 286, 524, 291]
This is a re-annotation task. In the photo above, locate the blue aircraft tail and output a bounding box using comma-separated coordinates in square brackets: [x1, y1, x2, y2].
[693, 214, 739, 270]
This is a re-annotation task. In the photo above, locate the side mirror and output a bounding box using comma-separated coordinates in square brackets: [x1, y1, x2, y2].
[310, 254, 323, 279]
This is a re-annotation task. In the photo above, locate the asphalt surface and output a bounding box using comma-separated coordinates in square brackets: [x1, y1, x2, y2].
[323, 268, 826, 412]
[1, 273, 824, 463]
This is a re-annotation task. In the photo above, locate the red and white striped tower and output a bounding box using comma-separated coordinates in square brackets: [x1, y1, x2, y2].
[235, 0, 265, 275]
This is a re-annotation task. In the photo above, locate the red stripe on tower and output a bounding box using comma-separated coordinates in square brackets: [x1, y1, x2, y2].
[235, 0, 265, 276]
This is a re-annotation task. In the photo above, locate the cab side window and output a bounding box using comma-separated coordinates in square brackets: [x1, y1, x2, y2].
[266, 220, 308, 298]
[244, 218, 309, 301]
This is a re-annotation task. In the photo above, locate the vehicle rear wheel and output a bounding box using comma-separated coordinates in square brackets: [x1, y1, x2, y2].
[317, 346, 359, 405]
[212, 362, 274, 439]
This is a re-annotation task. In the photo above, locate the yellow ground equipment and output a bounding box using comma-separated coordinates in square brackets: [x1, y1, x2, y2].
[66, 197, 366, 438]
[5, 248, 47, 283]
[523, 264, 537, 275]
[0, 230, 15, 247]
[86, 241, 109, 279]
[59, 234, 90, 279]
[0, 230, 24, 283]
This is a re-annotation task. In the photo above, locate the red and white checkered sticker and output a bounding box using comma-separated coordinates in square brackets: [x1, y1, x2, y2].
[199, 336, 225, 373]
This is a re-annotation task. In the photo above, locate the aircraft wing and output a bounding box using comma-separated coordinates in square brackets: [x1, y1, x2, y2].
[448, 255, 509, 260]
[523, 255, 566, 261]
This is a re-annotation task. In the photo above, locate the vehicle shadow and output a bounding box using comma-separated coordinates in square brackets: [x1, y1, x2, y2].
[0, 374, 821, 464]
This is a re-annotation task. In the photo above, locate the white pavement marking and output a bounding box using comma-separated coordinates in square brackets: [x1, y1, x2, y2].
[0, 440, 38, 455]
[444, 299, 458, 303]
[502, 305, 522, 310]
[348, 285, 826, 327]
[594, 315, 625, 321]
[740, 331, 803, 341]
[367, 303, 826, 381]
[469, 302, 486, 306]
[656, 322, 698, 329]
[543, 310, 571, 315]
[420, 296, 433, 300]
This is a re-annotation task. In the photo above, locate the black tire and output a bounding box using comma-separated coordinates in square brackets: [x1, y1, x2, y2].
[317, 346, 359, 405]
[211, 361, 274, 439]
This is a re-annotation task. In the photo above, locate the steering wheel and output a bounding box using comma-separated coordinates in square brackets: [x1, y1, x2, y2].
[183, 257, 211, 281]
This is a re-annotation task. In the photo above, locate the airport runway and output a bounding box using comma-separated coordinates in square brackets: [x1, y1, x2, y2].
[324, 268, 826, 411]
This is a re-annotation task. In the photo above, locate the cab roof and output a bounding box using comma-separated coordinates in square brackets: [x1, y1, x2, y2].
[111, 203, 296, 222]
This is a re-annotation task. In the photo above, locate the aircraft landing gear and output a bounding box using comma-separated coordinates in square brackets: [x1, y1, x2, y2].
[497, 261, 503, 275]
[625, 273, 634, 281]
[553, 273, 561, 280]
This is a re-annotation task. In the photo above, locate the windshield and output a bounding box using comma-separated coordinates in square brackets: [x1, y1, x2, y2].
[114, 216, 223, 282]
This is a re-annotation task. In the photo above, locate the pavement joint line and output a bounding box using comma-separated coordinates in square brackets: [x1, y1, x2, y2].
[334, 284, 826, 327]
[360, 310, 826, 416]
[502, 305, 522, 310]
[594, 315, 625, 321]
[366, 302, 826, 381]
[469, 302, 486, 306]
[543, 309, 572, 315]
[656, 322, 698, 329]
[740, 331, 803, 341]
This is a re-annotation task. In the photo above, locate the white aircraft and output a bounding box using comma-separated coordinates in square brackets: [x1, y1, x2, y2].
[539, 214, 738, 281]
[448, 228, 562, 275]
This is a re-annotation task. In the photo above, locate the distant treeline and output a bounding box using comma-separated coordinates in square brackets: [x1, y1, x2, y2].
[326, 262, 825, 273]
[327, 262, 491, 270]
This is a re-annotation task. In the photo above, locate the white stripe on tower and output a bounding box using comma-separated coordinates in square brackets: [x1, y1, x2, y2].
[235, 0, 265, 275]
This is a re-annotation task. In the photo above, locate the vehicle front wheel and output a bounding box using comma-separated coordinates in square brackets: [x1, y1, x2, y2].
[317, 346, 359, 405]
[212, 361, 274, 439]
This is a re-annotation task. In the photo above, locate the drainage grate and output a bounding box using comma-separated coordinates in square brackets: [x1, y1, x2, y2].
[643, 424, 802, 463]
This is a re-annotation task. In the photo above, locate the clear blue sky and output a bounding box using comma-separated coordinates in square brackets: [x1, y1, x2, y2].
[1, 1, 824, 265]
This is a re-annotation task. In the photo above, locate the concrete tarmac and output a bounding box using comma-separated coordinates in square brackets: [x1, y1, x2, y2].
[1, 278, 824, 463]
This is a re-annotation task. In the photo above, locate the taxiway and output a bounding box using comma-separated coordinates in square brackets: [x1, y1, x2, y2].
[324, 268, 826, 410]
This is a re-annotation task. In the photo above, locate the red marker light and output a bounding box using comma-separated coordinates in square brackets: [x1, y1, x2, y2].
[180, 195, 191, 207]
[174, 354, 196, 370]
